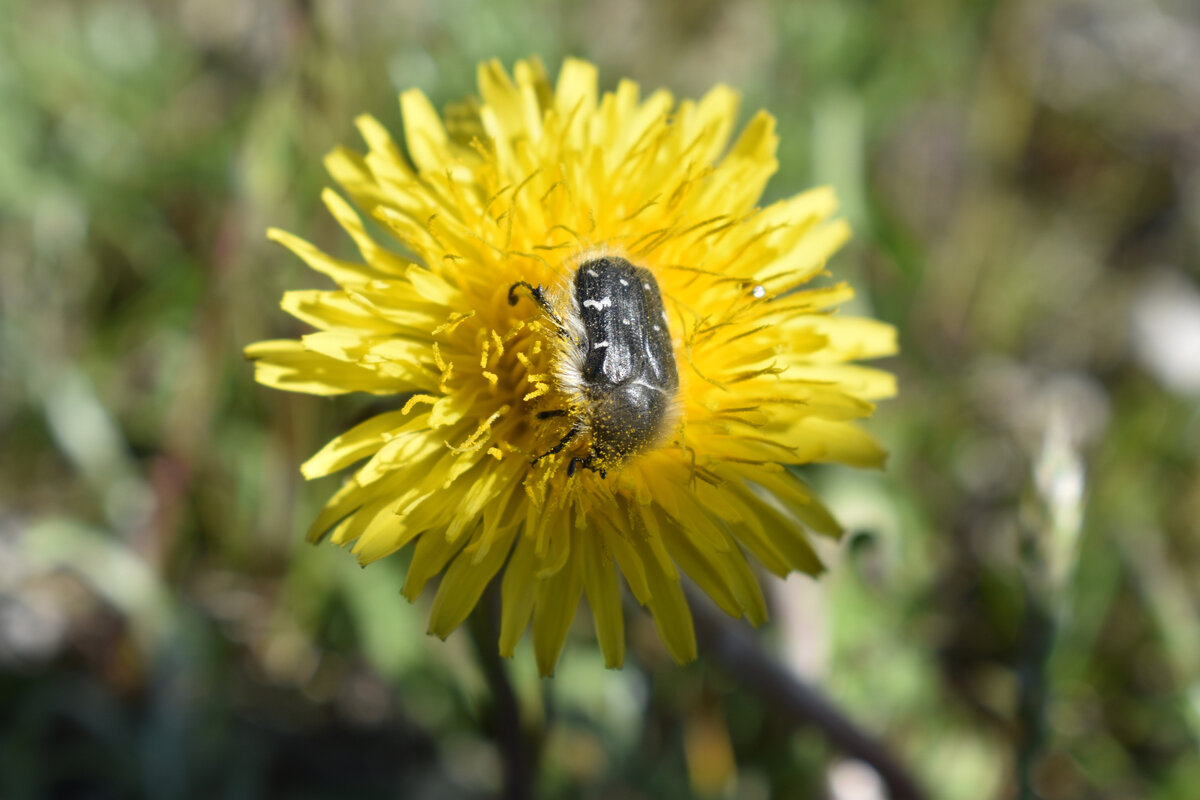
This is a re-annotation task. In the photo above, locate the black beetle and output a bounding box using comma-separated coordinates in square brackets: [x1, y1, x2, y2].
[509, 255, 679, 477]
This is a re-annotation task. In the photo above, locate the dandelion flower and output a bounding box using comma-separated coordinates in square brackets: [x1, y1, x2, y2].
[246, 57, 897, 676]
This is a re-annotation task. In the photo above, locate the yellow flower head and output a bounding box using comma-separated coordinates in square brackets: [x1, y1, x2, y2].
[246, 57, 896, 676]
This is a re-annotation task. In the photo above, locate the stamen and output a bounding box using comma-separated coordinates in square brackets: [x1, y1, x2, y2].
[629, 226, 670, 254]
[667, 170, 702, 210]
[500, 319, 528, 344]
[681, 345, 728, 391]
[532, 240, 576, 253]
[726, 364, 785, 383]
[484, 182, 514, 220]
[401, 394, 440, 415]
[698, 217, 738, 243]
[432, 310, 475, 335]
[546, 223, 585, 248]
[432, 343, 454, 392]
[678, 214, 729, 239]
[510, 251, 554, 275]
[622, 195, 661, 222]
[446, 405, 510, 453]
[424, 213, 448, 252]
[523, 384, 549, 401]
[539, 179, 563, 203]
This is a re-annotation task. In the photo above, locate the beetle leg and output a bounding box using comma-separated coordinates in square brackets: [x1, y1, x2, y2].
[536, 409, 568, 419]
[531, 424, 581, 466]
[567, 456, 605, 479]
[508, 281, 568, 334]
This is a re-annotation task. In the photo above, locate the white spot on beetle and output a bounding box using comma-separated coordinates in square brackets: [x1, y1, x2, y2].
[593, 341, 610, 349]
[661, 311, 668, 322]
[619, 278, 629, 286]
[621, 318, 630, 325]
[642, 282, 651, 291]
[583, 296, 612, 311]
[586, 268, 599, 277]
[653, 324, 661, 332]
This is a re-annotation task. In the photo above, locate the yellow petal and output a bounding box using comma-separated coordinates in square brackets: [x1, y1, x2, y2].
[499, 532, 538, 657]
[798, 419, 889, 468]
[266, 228, 382, 286]
[790, 316, 898, 363]
[306, 477, 370, 543]
[301, 408, 426, 479]
[554, 58, 598, 147]
[714, 477, 804, 576]
[354, 113, 413, 183]
[634, 536, 697, 664]
[478, 59, 526, 138]
[532, 542, 583, 676]
[663, 484, 767, 625]
[402, 529, 469, 601]
[753, 469, 844, 539]
[659, 515, 742, 619]
[245, 340, 403, 395]
[324, 146, 390, 217]
[407, 266, 459, 305]
[725, 110, 777, 165]
[445, 461, 512, 542]
[757, 185, 839, 233]
[781, 364, 897, 400]
[400, 88, 451, 174]
[756, 220, 851, 292]
[605, 525, 652, 605]
[321, 188, 412, 274]
[716, 539, 769, 626]
[427, 524, 519, 638]
[513, 56, 553, 111]
[280, 290, 397, 333]
[581, 528, 625, 668]
[340, 494, 411, 559]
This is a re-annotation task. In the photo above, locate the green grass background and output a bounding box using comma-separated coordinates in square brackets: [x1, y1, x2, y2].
[2, 1, 1198, 798]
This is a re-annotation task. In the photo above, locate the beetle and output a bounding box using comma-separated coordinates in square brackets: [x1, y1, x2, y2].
[509, 255, 679, 477]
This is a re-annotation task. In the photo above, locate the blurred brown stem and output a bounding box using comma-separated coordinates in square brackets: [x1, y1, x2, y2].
[468, 585, 535, 800]
[687, 586, 929, 800]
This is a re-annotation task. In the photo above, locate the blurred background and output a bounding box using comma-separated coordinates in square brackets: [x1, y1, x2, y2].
[2, 0, 1198, 798]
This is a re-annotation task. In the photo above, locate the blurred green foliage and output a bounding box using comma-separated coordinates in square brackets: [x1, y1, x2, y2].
[2, 1, 1198, 798]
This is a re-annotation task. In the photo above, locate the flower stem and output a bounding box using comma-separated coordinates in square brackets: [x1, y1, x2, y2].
[467, 585, 534, 800]
[686, 585, 929, 800]
[1016, 589, 1054, 800]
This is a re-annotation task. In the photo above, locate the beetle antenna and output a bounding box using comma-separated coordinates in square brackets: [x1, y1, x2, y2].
[508, 281, 568, 332]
